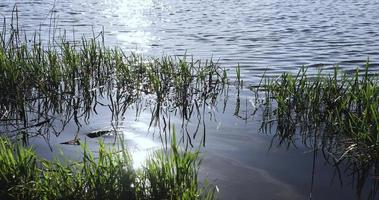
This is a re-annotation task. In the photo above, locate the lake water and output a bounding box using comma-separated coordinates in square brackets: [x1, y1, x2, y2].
[1, 0, 379, 199]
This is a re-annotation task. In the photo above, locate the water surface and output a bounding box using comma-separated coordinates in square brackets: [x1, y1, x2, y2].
[1, 0, 379, 199]
[2, 0, 379, 79]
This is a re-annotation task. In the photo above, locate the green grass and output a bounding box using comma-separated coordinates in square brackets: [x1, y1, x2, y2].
[256, 62, 379, 166]
[253, 63, 379, 198]
[0, 8, 220, 199]
[0, 130, 216, 200]
[0, 8, 228, 147]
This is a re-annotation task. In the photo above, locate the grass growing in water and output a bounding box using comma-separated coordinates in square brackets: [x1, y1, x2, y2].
[259, 63, 379, 163]
[255, 63, 379, 198]
[0, 8, 220, 199]
[0, 130, 216, 200]
[0, 8, 228, 147]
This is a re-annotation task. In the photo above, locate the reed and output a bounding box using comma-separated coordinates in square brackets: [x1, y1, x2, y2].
[0, 8, 228, 147]
[256, 61, 379, 172]
[252, 63, 379, 198]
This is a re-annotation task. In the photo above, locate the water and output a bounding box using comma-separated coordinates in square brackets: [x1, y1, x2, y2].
[1, 0, 379, 199]
[2, 0, 379, 78]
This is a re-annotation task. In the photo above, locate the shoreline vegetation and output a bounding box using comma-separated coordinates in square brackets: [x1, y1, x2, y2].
[0, 8, 224, 200]
[0, 130, 216, 200]
[0, 8, 228, 147]
[254, 63, 379, 198]
[257, 62, 379, 166]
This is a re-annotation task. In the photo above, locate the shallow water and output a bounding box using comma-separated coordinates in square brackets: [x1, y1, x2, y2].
[21, 88, 369, 200]
[1, 0, 379, 199]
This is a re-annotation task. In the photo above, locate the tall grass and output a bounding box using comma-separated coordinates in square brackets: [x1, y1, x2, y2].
[0, 8, 228, 147]
[0, 8, 221, 199]
[0, 131, 216, 200]
[0, 138, 38, 199]
[254, 63, 379, 198]
[259, 63, 379, 164]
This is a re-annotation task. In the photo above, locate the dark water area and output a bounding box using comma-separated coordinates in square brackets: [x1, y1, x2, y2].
[1, 0, 379, 199]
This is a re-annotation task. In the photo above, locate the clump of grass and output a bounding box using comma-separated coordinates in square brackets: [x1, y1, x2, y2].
[0, 8, 228, 147]
[0, 131, 216, 200]
[0, 137, 38, 199]
[254, 63, 379, 198]
[0, 8, 220, 199]
[141, 128, 214, 199]
[258, 62, 379, 163]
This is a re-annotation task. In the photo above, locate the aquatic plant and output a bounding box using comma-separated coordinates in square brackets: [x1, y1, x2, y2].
[0, 131, 216, 200]
[0, 7, 228, 147]
[258, 63, 379, 162]
[254, 62, 379, 198]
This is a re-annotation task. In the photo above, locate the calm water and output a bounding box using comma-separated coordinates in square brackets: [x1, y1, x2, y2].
[1, 0, 379, 199]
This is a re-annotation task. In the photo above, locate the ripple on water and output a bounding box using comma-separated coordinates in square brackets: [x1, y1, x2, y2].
[0, 0, 378, 80]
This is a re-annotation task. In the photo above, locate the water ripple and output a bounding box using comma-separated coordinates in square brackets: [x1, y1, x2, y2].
[0, 0, 378, 81]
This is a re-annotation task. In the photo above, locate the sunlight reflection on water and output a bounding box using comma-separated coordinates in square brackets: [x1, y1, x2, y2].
[102, 0, 156, 53]
[122, 119, 161, 168]
[123, 131, 160, 169]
